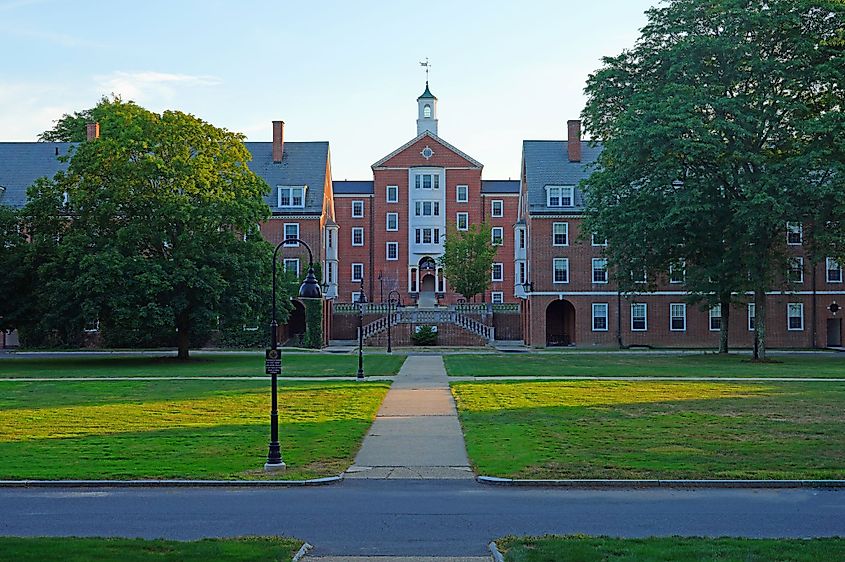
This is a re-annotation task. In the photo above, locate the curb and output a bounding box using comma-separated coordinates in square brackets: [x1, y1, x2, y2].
[476, 476, 845, 489]
[488, 540, 505, 562]
[291, 542, 313, 562]
[0, 476, 344, 488]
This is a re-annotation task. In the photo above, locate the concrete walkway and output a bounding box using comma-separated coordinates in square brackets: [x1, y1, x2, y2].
[345, 355, 473, 480]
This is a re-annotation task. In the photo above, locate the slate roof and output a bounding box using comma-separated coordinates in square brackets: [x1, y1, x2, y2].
[244, 141, 329, 215]
[0, 142, 73, 208]
[481, 180, 520, 194]
[0, 141, 331, 215]
[332, 180, 374, 195]
[522, 140, 602, 215]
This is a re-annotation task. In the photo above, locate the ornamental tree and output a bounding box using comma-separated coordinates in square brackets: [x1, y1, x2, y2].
[439, 223, 497, 302]
[582, 0, 845, 360]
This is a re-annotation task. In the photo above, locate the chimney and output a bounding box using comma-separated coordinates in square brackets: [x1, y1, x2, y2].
[272, 120, 285, 163]
[86, 122, 100, 141]
[567, 119, 581, 162]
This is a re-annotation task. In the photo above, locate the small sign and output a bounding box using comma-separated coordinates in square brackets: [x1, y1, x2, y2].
[265, 348, 282, 375]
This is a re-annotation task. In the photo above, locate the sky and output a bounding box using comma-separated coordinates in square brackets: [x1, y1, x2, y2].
[0, 0, 656, 180]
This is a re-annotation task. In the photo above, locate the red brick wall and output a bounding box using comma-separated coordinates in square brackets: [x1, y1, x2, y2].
[364, 323, 488, 347]
[334, 196, 374, 302]
[260, 218, 323, 267]
[481, 193, 519, 303]
[377, 136, 480, 169]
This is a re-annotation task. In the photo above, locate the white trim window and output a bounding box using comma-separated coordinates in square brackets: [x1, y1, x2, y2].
[787, 303, 804, 331]
[552, 222, 569, 246]
[592, 303, 609, 331]
[386, 185, 398, 203]
[415, 200, 441, 217]
[352, 291, 363, 303]
[415, 173, 440, 190]
[670, 303, 686, 331]
[456, 185, 468, 203]
[326, 261, 335, 285]
[787, 222, 803, 245]
[518, 228, 526, 249]
[789, 257, 804, 284]
[519, 261, 526, 285]
[592, 258, 608, 284]
[351, 263, 364, 282]
[709, 304, 721, 332]
[748, 303, 756, 331]
[631, 303, 647, 331]
[277, 186, 305, 208]
[492, 227, 504, 246]
[415, 228, 440, 244]
[386, 242, 399, 261]
[546, 185, 574, 207]
[632, 268, 647, 284]
[591, 233, 608, 247]
[351, 227, 364, 246]
[491, 291, 504, 304]
[492, 263, 504, 282]
[491, 200, 504, 217]
[553, 258, 569, 284]
[827, 258, 843, 283]
[283, 258, 300, 277]
[386, 212, 399, 231]
[456, 212, 469, 231]
[669, 260, 685, 284]
[283, 223, 300, 246]
[352, 200, 364, 218]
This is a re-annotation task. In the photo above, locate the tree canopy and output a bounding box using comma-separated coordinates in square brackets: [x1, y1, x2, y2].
[439, 223, 497, 302]
[19, 99, 276, 358]
[582, 0, 845, 359]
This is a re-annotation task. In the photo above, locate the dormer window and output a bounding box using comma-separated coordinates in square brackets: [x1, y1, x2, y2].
[546, 186, 574, 207]
[423, 104, 432, 118]
[277, 186, 306, 208]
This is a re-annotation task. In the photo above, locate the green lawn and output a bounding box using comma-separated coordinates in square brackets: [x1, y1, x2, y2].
[452, 380, 845, 479]
[445, 353, 845, 379]
[0, 353, 406, 379]
[0, 536, 302, 562]
[496, 536, 845, 562]
[0, 379, 389, 480]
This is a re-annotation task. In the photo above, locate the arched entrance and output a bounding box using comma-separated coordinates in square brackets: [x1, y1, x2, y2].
[546, 299, 576, 346]
[285, 300, 306, 346]
[418, 256, 437, 307]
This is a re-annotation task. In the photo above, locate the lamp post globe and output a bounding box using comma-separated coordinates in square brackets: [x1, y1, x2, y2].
[265, 238, 321, 471]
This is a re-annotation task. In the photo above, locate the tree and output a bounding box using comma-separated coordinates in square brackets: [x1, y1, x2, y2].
[582, 0, 845, 360]
[23, 99, 275, 359]
[439, 223, 497, 302]
[38, 95, 119, 142]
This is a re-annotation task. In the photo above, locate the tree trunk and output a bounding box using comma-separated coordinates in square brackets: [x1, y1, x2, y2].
[754, 288, 767, 361]
[719, 295, 730, 354]
[176, 314, 190, 361]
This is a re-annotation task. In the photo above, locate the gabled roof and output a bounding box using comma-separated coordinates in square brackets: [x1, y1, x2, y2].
[333, 180, 374, 195]
[522, 140, 602, 214]
[417, 82, 437, 100]
[0, 142, 73, 208]
[0, 141, 331, 215]
[371, 130, 483, 169]
[481, 180, 520, 194]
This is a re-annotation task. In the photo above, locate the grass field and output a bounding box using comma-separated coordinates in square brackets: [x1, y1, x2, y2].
[0, 353, 406, 379]
[445, 353, 845, 379]
[496, 535, 845, 562]
[0, 379, 389, 480]
[0, 536, 302, 562]
[452, 380, 845, 479]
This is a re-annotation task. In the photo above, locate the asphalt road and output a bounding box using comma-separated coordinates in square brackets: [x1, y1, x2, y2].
[1, 481, 843, 556]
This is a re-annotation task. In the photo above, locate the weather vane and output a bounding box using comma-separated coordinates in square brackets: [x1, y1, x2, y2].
[420, 58, 431, 82]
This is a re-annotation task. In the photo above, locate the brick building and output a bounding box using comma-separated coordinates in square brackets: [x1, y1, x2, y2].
[2, 83, 844, 349]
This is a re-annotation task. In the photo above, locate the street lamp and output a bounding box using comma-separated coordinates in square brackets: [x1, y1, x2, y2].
[377, 271, 384, 303]
[265, 237, 321, 472]
[356, 278, 368, 380]
[386, 289, 403, 353]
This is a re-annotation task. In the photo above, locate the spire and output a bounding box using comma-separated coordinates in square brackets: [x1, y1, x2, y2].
[417, 81, 437, 101]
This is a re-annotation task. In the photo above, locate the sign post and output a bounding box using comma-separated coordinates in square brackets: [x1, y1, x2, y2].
[265, 348, 281, 375]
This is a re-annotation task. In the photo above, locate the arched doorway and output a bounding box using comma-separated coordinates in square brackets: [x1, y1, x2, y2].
[285, 300, 306, 346]
[546, 299, 576, 346]
[418, 256, 437, 307]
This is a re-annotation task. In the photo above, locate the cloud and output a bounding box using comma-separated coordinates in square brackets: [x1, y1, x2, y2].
[94, 71, 222, 103]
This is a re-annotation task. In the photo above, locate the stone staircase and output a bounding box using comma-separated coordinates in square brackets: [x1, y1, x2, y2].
[361, 306, 494, 343]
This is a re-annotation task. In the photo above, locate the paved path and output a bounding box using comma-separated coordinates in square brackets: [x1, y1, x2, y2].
[2, 482, 843, 556]
[345, 355, 473, 480]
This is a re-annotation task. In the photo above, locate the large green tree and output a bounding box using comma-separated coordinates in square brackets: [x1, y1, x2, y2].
[23, 99, 275, 359]
[439, 223, 497, 302]
[582, 0, 845, 360]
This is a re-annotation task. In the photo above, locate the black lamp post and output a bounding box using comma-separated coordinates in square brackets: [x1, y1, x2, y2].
[378, 271, 384, 303]
[386, 289, 403, 353]
[265, 238, 321, 472]
[356, 278, 368, 380]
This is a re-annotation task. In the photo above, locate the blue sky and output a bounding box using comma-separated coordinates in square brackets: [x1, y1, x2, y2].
[0, 0, 656, 179]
